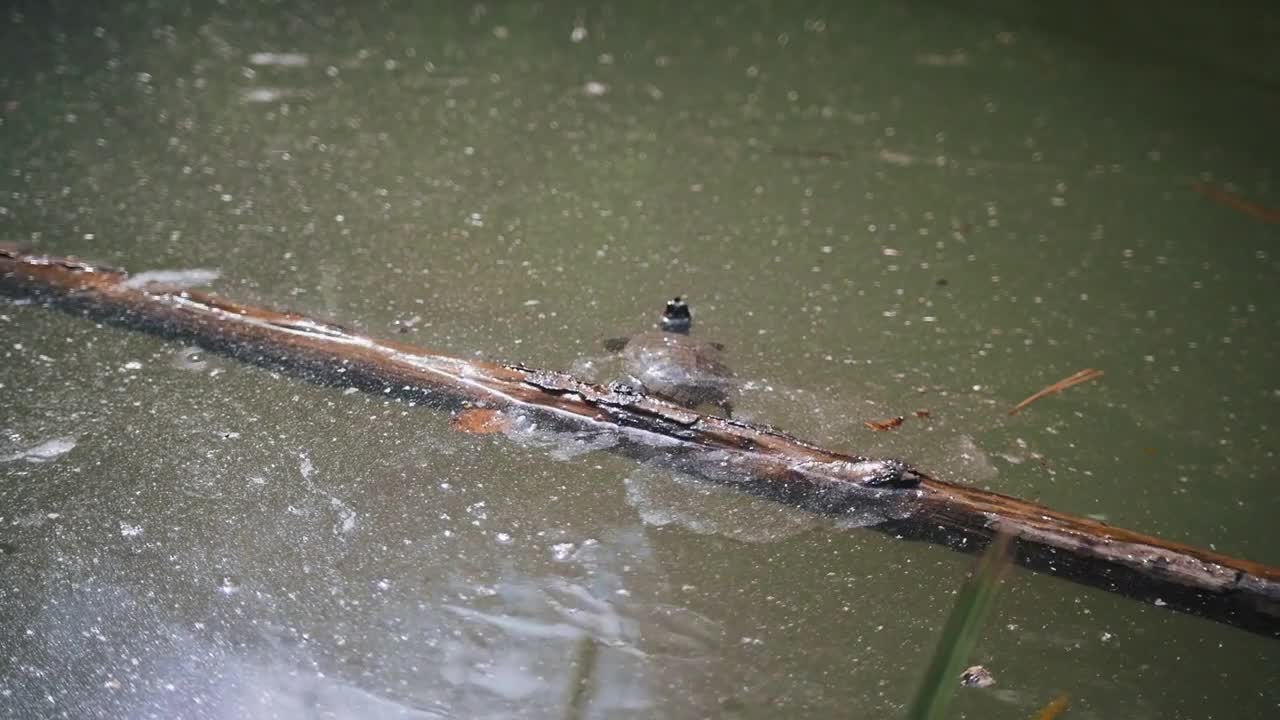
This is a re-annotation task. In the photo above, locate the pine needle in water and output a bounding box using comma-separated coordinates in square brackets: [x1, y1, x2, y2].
[1008, 369, 1104, 416]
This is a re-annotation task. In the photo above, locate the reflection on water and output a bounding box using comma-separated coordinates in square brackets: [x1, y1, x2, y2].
[15, 578, 450, 719]
[625, 464, 821, 541]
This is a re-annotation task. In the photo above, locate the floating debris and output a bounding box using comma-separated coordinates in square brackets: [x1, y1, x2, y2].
[1034, 693, 1070, 719]
[1191, 183, 1280, 224]
[1008, 368, 1104, 415]
[450, 408, 510, 434]
[864, 416, 905, 432]
[959, 665, 995, 688]
[247, 52, 310, 67]
[916, 50, 971, 67]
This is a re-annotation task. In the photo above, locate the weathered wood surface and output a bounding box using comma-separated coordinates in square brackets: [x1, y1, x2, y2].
[3, 246, 1278, 638]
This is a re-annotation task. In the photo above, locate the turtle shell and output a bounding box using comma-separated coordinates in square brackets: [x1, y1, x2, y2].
[610, 298, 734, 415]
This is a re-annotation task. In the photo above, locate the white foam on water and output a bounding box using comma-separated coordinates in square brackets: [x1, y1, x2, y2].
[942, 434, 1000, 483]
[120, 268, 221, 290]
[1, 436, 77, 463]
[296, 453, 357, 535]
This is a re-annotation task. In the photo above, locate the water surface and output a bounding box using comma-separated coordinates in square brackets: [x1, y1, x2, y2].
[2, 1, 1277, 717]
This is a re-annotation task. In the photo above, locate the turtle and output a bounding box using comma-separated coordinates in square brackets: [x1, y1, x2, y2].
[603, 297, 735, 416]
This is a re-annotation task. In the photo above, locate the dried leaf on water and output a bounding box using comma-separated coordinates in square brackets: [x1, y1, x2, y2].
[864, 416, 906, 431]
[450, 408, 510, 434]
[1033, 693, 1070, 720]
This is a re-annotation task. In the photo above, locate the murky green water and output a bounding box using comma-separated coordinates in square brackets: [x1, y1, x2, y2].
[2, 1, 1277, 717]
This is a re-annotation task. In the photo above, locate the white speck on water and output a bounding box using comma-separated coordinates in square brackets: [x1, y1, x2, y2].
[120, 522, 143, 538]
[583, 80, 608, 96]
[551, 542, 576, 561]
[331, 496, 357, 534]
[1153, 598, 1167, 607]
[376, 579, 391, 591]
[248, 52, 310, 67]
[122, 360, 143, 370]
[492, 25, 510, 39]
[218, 577, 241, 596]
[882, 247, 900, 256]
[241, 87, 288, 103]
[495, 532, 513, 544]
[570, 24, 588, 43]
[878, 149, 914, 167]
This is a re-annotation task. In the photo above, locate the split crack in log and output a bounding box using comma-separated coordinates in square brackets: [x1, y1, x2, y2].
[2, 245, 1278, 638]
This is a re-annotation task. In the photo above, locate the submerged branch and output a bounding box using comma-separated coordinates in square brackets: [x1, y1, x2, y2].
[2, 246, 1278, 638]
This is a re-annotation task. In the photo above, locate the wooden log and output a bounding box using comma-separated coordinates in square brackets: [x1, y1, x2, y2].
[3, 246, 1278, 638]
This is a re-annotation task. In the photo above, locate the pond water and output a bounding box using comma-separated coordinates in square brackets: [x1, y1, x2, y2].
[2, 1, 1278, 718]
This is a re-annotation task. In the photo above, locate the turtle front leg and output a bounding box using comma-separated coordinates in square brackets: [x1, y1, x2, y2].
[715, 398, 734, 418]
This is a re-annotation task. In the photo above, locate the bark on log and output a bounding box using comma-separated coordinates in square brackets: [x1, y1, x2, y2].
[3, 246, 1278, 638]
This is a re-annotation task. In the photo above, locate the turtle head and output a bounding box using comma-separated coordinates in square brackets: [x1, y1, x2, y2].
[659, 296, 692, 334]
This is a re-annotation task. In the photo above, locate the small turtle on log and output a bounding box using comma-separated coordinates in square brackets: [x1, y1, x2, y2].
[604, 297, 735, 416]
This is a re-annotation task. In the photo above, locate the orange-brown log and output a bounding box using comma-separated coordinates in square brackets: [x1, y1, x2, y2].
[3, 246, 1277, 638]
